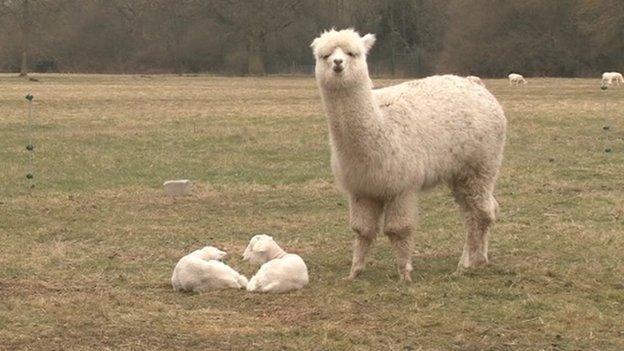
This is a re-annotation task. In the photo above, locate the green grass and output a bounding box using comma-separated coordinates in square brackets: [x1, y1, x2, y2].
[1, 74, 623, 350]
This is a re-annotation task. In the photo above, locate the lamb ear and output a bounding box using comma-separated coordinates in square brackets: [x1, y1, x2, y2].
[362, 33, 376, 53]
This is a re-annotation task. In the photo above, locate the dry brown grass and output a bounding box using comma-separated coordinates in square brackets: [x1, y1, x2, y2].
[1, 74, 623, 350]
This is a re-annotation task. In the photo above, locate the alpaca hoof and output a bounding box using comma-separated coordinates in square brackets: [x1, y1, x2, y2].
[346, 270, 362, 280]
[399, 272, 412, 282]
[457, 254, 488, 273]
[398, 263, 413, 282]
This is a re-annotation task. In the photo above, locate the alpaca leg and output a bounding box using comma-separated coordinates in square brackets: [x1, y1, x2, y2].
[348, 195, 383, 279]
[384, 192, 417, 282]
[453, 176, 499, 271]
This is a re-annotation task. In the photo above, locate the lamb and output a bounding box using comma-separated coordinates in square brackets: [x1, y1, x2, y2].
[466, 75, 485, 86]
[508, 73, 527, 85]
[311, 29, 506, 281]
[243, 235, 309, 293]
[602, 72, 623, 86]
[171, 246, 248, 292]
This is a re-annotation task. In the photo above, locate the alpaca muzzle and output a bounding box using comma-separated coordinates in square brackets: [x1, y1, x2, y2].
[333, 63, 344, 73]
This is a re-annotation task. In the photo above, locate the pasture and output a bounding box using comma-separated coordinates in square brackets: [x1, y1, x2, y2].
[1, 74, 623, 350]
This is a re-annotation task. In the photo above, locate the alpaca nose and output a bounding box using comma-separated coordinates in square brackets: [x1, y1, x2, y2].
[334, 58, 343, 65]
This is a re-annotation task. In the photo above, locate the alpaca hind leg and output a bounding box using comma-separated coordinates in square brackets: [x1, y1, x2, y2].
[348, 195, 383, 279]
[453, 176, 499, 271]
[384, 192, 417, 282]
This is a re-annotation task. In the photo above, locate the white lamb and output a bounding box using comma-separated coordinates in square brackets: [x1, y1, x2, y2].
[602, 72, 623, 86]
[311, 29, 506, 281]
[466, 75, 485, 86]
[508, 73, 527, 85]
[171, 246, 248, 292]
[243, 235, 309, 293]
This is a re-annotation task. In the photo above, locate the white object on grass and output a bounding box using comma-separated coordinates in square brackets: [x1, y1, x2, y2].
[163, 179, 191, 196]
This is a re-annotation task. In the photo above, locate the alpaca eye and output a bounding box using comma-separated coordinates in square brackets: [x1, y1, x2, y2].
[347, 52, 356, 57]
[322, 54, 330, 60]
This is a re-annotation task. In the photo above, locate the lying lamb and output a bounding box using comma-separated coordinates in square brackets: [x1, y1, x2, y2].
[508, 73, 527, 85]
[243, 235, 309, 293]
[171, 246, 248, 292]
[466, 75, 485, 86]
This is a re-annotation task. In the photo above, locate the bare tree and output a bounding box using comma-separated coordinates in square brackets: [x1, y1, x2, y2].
[209, 0, 308, 75]
[0, 0, 620, 76]
[0, 0, 70, 76]
[0, 0, 34, 76]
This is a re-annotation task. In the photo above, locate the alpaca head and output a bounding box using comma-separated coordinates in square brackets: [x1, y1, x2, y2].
[311, 29, 376, 90]
[242, 234, 282, 265]
[196, 246, 227, 261]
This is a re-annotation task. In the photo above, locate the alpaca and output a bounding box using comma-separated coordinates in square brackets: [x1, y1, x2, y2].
[508, 73, 527, 85]
[171, 246, 248, 292]
[243, 235, 309, 293]
[311, 29, 506, 281]
[466, 75, 485, 87]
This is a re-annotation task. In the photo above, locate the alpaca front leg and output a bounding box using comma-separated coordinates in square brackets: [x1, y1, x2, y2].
[454, 185, 499, 272]
[384, 192, 417, 282]
[348, 195, 383, 279]
[457, 214, 491, 270]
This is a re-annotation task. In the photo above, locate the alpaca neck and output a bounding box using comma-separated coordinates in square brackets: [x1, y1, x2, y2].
[320, 81, 386, 157]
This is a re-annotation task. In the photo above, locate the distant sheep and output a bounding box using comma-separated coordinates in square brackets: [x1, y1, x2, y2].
[466, 75, 485, 86]
[602, 72, 623, 86]
[508, 73, 527, 86]
[171, 246, 248, 292]
[243, 235, 309, 293]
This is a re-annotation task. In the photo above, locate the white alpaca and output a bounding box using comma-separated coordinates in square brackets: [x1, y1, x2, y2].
[311, 29, 506, 281]
[602, 72, 623, 86]
[508, 73, 527, 85]
[243, 235, 309, 293]
[466, 75, 485, 86]
[171, 246, 248, 292]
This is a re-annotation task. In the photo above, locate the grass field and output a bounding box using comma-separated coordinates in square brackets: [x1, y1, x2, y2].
[1, 74, 623, 350]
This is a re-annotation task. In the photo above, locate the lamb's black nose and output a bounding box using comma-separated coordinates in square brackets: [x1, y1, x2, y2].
[334, 58, 343, 65]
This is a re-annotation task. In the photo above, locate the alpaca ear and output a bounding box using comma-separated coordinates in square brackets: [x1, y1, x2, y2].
[362, 33, 376, 53]
[310, 37, 319, 49]
[310, 37, 320, 55]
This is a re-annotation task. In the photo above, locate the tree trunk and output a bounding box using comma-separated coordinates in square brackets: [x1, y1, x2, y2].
[246, 32, 266, 76]
[19, 50, 28, 77]
[19, 0, 32, 77]
[387, 2, 396, 76]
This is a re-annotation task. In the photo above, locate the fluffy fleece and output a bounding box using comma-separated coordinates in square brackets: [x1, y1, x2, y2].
[243, 235, 309, 293]
[508, 73, 527, 85]
[311, 29, 506, 281]
[171, 246, 248, 292]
